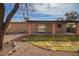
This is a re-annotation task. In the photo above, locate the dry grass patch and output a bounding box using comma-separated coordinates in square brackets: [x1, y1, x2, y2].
[24, 35, 79, 52]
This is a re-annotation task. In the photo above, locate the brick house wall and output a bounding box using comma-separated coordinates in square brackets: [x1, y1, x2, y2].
[76, 22, 79, 35]
[52, 22, 56, 34]
[27, 22, 32, 35]
[27, 21, 70, 35]
[6, 22, 28, 34]
[55, 22, 67, 34]
[27, 22, 52, 35]
[6, 21, 79, 35]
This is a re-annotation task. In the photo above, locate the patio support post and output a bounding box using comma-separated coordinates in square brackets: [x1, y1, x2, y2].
[76, 23, 79, 35]
[52, 22, 56, 34]
[28, 22, 32, 35]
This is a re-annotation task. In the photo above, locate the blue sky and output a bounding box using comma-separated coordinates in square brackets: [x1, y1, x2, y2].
[5, 3, 79, 22]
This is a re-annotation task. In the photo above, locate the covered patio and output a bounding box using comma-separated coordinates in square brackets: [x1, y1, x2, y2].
[27, 21, 79, 35]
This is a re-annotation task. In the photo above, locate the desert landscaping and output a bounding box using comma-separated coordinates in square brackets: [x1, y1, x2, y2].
[0, 34, 79, 56]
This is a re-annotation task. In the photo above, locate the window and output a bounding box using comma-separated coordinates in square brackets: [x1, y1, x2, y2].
[66, 22, 76, 33]
[57, 24, 62, 28]
[67, 23, 76, 28]
[37, 24, 46, 32]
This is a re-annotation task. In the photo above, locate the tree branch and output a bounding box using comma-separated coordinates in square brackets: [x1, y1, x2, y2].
[2, 3, 19, 33]
[0, 4, 5, 32]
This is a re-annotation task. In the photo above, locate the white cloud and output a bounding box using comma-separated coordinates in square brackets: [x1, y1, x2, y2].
[30, 3, 77, 16]
[30, 3, 63, 15]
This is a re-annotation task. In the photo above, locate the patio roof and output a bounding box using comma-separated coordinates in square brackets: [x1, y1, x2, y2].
[26, 20, 79, 22]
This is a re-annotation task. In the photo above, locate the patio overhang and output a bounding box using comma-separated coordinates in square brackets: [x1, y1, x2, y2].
[26, 20, 79, 23]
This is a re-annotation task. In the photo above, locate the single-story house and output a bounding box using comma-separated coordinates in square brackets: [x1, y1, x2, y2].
[6, 20, 79, 35]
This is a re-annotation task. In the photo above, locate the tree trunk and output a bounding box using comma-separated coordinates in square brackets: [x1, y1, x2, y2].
[0, 3, 19, 50]
[0, 33, 4, 51]
[0, 3, 5, 51]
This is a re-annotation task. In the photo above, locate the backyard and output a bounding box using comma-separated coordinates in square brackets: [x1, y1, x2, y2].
[0, 34, 79, 56]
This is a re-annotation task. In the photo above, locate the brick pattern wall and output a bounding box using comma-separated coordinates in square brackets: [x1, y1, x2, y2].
[52, 22, 56, 34]
[28, 22, 32, 35]
[6, 22, 28, 34]
[29, 22, 52, 34]
[76, 23, 79, 35]
[55, 22, 67, 34]
[6, 22, 79, 35]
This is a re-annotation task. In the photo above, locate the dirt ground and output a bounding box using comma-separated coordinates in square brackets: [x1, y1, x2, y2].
[0, 41, 79, 56]
[0, 34, 79, 56]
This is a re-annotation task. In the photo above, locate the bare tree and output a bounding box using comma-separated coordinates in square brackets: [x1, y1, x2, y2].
[20, 3, 30, 21]
[0, 3, 19, 50]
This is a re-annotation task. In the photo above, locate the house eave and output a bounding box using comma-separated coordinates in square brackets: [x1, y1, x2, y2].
[26, 20, 79, 22]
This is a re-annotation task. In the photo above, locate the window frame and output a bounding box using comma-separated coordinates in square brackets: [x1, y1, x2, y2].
[57, 24, 62, 28]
